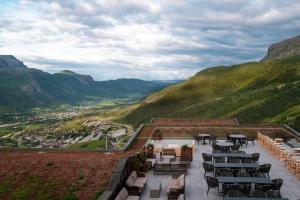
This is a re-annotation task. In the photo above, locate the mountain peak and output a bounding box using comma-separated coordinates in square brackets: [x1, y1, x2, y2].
[0, 55, 27, 69]
[57, 70, 78, 75]
[262, 35, 300, 61]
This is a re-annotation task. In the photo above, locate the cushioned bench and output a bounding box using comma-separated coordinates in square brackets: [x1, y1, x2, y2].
[115, 187, 139, 200]
[154, 163, 188, 175]
[125, 171, 147, 195]
[167, 174, 185, 200]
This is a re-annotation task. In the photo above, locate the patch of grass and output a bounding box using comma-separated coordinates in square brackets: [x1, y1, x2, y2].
[69, 139, 106, 149]
[11, 188, 29, 200]
[0, 177, 14, 196]
[78, 170, 84, 180]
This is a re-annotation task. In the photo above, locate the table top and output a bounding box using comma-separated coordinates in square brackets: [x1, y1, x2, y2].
[217, 176, 236, 183]
[229, 134, 246, 138]
[198, 134, 210, 137]
[214, 163, 258, 168]
[216, 141, 234, 147]
[212, 153, 253, 158]
[234, 177, 273, 184]
[217, 176, 273, 184]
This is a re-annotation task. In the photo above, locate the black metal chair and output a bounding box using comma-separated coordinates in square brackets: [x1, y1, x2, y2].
[272, 178, 283, 193]
[205, 176, 220, 196]
[202, 153, 212, 162]
[251, 190, 266, 198]
[203, 162, 214, 178]
[237, 171, 250, 177]
[239, 138, 247, 146]
[253, 172, 265, 177]
[243, 158, 255, 163]
[228, 158, 241, 163]
[266, 190, 281, 198]
[209, 135, 217, 145]
[231, 144, 240, 152]
[237, 183, 251, 196]
[221, 171, 234, 177]
[246, 136, 255, 146]
[226, 190, 243, 197]
[251, 153, 260, 162]
[214, 157, 225, 163]
[255, 184, 272, 192]
[259, 163, 271, 178]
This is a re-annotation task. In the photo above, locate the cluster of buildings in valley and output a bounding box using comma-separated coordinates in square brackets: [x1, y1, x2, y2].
[1, 119, 131, 149]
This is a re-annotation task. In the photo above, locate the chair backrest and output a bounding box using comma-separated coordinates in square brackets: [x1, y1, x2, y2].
[232, 144, 240, 151]
[203, 162, 214, 172]
[251, 190, 266, 198]
[214, 157, 225, 163]
[272, 178, 283, 190]
[260, 163, 271, 172]
[221, 171, 234, 177]
[228, 158, 241, 163]
[202, 153, 212, 162]
[252, 153, 260, 161]
[206, 176, 218, 187]
[237, 171, 249, 177]
[253, 172, 265, 177]
[227, 190, 243, 197]
[243, 159, 255, 163]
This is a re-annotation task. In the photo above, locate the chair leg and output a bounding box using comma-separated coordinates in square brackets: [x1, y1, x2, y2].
[207, 188, 209, 195]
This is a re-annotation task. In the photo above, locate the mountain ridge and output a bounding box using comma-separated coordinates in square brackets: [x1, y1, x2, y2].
[262, 35, 300, 61]
[0, 58, 172, 110]
[0, 55, 27, 69]
[123, 35, 300, 130]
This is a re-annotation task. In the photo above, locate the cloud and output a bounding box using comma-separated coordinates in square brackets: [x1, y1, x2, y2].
[0, 0, 300, 80]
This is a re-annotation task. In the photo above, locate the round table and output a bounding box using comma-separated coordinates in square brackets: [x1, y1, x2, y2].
[216, 141, 234, 152]
[198, 134, 211, 145]
[229, 134, 246, 144]
[216, 141, 234, 147]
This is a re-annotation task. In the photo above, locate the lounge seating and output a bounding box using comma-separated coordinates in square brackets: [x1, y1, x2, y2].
[167, 174, 185, 200]
[154, 163, 188, 175]
[115, 187, 139, 200]
[125, 171, 147, 195]
[177, 194, 184, 200]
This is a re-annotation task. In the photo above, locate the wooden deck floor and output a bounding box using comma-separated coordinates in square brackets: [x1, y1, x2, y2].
[140, 140, 300, 200]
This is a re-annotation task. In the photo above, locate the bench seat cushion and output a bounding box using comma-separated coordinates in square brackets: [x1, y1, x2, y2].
[177, 194, 184, 200]
[127, 195, 139, 200]
[133, 177, 147, 189]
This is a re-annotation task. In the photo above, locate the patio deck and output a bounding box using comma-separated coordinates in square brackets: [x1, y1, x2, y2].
[141, 140, 300, 200]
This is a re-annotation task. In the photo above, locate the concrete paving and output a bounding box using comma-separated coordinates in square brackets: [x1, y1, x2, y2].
[140, 140, 300, 200]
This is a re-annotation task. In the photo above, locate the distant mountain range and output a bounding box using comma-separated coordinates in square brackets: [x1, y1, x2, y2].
[124, 35, 300, 130]
[0, 56, 173, 110]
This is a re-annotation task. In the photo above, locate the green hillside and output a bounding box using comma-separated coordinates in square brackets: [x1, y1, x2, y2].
[123, 56, 300, 130]
[0, 68, 170, 111]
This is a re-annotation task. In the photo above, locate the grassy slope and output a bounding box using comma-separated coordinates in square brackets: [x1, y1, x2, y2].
[123, 56, 300, 129]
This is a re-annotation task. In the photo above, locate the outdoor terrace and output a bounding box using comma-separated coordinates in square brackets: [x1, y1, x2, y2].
[140, 139, 300, 200]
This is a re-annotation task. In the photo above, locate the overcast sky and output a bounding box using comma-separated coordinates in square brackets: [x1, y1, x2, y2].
[0, 0, 300, 80]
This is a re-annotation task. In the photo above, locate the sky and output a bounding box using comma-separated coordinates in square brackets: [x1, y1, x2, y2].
[0, 0, 300, 81]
